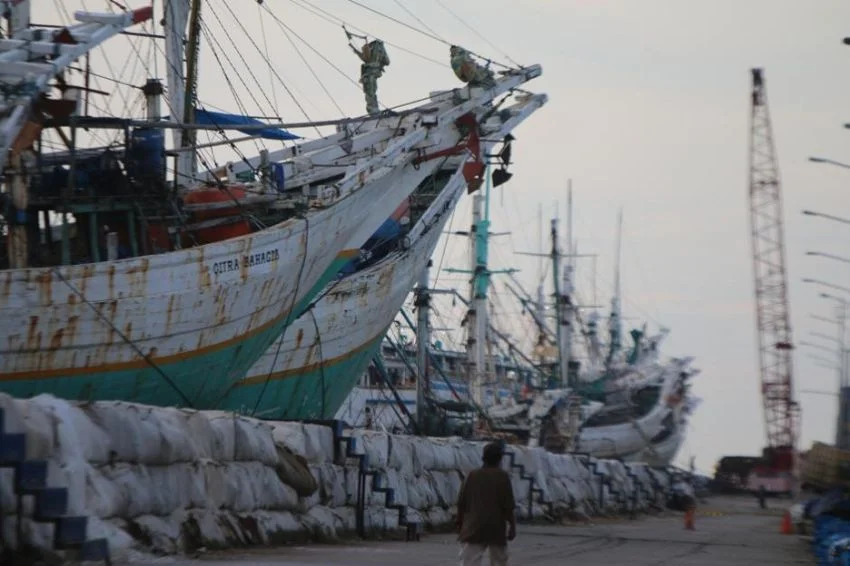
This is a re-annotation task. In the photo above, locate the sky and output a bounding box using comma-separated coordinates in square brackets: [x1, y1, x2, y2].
[44, 0, 850, 474]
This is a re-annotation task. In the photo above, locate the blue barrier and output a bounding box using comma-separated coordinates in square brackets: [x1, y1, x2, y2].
[813, 514, 850, 565]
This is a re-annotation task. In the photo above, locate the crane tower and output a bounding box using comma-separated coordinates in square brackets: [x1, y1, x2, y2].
[747, 68, 799, 482]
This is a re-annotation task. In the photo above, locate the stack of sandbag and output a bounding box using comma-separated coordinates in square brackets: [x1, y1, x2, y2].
[0, 394, 322, 557]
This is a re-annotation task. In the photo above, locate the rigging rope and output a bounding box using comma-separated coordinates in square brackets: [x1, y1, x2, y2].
[343, 0, 515, 69]
[198, 19, 266, 156]
[250, 213, 310, 417]
[258, 3, 349, 116]
[392, 0, 445, 42]
[434, 0, 523, 68]
[289, 0, 445, 67]
[49, 267, 194, 407]
[257, 0, 282, 126]
[308, 308, 329, 418]
[213, 0, 322, 137]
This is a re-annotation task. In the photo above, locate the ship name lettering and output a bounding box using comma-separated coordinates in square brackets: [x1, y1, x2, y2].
[211, 248, 280, 276]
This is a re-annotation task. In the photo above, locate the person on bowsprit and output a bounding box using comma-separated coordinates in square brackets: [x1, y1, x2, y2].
[450, 45, 495, 89]
[346, 28, 390, 116]
[456, 441, 516, 566]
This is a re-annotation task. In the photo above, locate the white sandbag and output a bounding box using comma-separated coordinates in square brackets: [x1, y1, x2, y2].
[212, 461, 299, 513]
[364, 506, 397, 531]
[343, 466, 360, 507]
[233, 418, 278, 466]
[454, 442, 482, 472]
[4, 395, 55, 461]
[83, 402, 163, 464]
[0, 393, 26, 433]
[128, 514, 182, 555]
[388, 434, 414, 470]
[429, 439, 458, 471]
[83, 465, 126, 519]
[207, 413, 238, 461]
[430, 470, 462, 507]
[302, 423, 334, 464]
[317, 463, 347, 508]
[1, 517, 52, 550]
[411, 437, 436, 475]
[1, 469, 20, 515]
[89, 516, 143, 562]
[331, 506, 357, 533]
[150, 407, 201, 463]
[184, 509, 229, 548]
[404, 471, 433, 511]
[424, 506, 452, 528]
[99, 463, 202, 518]
[270, 421, 308, 458]
[184, 411, 216, 460]
[304, 505, 338, 540]
[253, 510, 304, 540]
[350, 430, 389, 470]
[34, 398, 112, 465]
[151, 464, 208, 512]
[381, 468, 409, 508]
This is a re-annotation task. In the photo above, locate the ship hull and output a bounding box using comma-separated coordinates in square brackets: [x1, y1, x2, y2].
[220, 168, 466, 419]
[0, 163, 418, 408]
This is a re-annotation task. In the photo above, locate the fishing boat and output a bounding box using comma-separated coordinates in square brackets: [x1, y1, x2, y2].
[222, 90, 547, 419]
[0, 1, 544, 409]
[336, 188, 699, 467]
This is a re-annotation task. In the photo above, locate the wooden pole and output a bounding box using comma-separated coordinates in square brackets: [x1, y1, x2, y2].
[6, 153, 28, 268]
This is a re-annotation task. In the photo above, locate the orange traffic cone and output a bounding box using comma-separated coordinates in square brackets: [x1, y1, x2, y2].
[780, 510, 793, 535]
[684, 508, 695, 531]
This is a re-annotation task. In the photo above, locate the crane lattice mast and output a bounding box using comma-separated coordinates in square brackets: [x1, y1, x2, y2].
[748, 68, 799, 461]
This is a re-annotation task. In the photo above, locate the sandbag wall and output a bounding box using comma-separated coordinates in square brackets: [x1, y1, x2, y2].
[346, 429, 671, 528]
[0, 394, 672, 560]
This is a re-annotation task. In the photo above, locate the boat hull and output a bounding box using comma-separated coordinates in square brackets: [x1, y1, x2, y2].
[220, 169, 466, 419]
[0, 164, 414, 408]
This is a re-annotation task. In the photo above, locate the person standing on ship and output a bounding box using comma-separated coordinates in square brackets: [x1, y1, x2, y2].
[456, 441, 516, 566]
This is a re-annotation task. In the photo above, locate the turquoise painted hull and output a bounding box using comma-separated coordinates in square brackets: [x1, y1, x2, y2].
[0, 255, 353, 408]
[222, 333, 385, 420]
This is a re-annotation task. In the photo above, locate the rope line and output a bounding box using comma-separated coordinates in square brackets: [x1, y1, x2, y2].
[289, 0, 445, 67]
[250, 214, 310, 417]
[434, 0, 523, 68]
[344, 0, 514, 69]
[50, 268, 194, 407]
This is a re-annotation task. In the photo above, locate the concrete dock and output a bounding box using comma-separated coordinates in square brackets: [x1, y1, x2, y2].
[132, 497, 814, 565]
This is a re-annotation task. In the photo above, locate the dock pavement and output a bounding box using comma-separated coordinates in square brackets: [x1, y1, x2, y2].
[131, 496, 814, 565]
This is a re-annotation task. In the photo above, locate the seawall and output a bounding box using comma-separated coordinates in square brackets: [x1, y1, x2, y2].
[0, 393, 673, 561]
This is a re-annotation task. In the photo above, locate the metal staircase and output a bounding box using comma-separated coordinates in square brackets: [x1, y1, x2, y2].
[0, 407, 111, 563]
[0, 4, 154, 172]
[332, 421, 420, 541]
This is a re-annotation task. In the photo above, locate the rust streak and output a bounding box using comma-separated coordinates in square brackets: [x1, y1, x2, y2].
[35, 271, 53, 306]
[165, 294, 177, 331]
[25, 315, 40, 350]
[49, 328, 65, 350]
[106, 264, 116, 300]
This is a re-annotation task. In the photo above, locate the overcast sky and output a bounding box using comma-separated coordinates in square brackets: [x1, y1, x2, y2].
[47, 0, 850, 473]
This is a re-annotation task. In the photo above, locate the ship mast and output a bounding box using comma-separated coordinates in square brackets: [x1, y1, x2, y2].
[467, 192, 488, 406]
[559, 183, 575, 388]
[164, 0, 200, 188]
[606, 209, 624, 369]
[414, 260, 431, 431]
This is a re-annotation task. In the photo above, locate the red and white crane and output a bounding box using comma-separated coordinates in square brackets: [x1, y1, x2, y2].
[747, 68, 800, 494]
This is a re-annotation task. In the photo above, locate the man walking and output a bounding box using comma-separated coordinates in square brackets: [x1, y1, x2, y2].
[456, 441, 517, 565]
